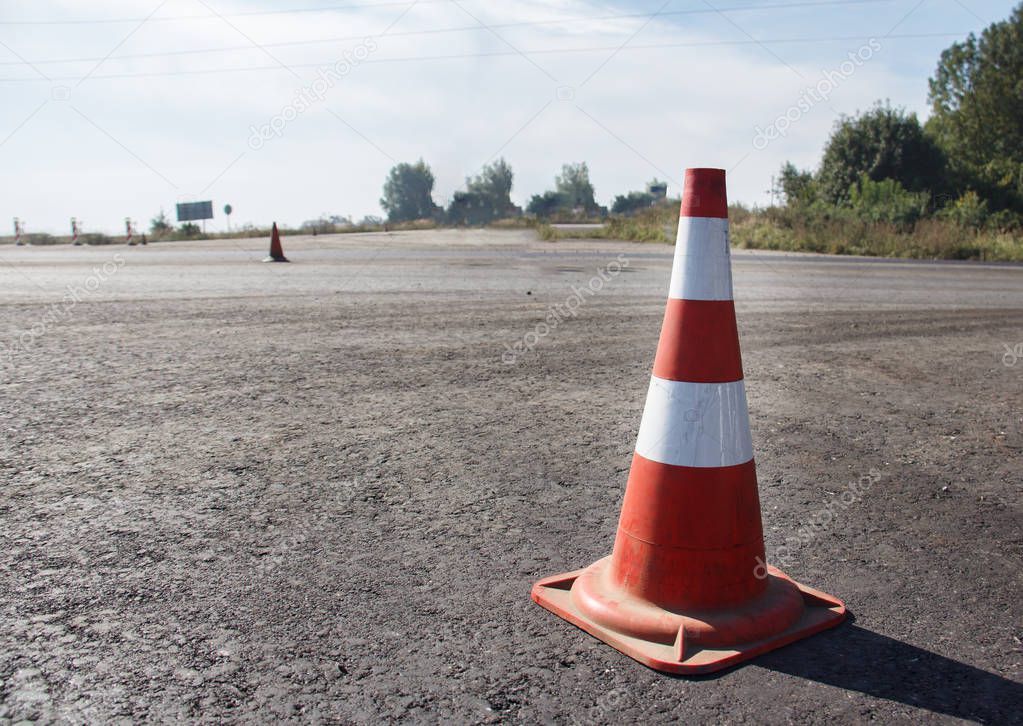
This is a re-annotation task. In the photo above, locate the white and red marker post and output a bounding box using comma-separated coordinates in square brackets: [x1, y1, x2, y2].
[126, 218, 135, 246]
[71, 217, 81, 245]
[14, 217, 23, 246]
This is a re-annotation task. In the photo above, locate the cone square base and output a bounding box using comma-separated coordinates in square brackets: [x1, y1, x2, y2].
[262, 256, 289, 263]
[531, 567, 846, 675]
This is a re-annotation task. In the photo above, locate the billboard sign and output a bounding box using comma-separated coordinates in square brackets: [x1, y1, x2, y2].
[176, 201, 214, 222]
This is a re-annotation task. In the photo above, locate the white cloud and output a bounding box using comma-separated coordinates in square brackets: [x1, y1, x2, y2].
[0, 0, 1000, 233]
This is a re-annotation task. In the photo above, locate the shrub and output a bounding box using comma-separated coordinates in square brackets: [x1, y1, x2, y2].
[848, 176, 929, 228]
[937, 191, 990, 229]
[81, 233, 114, 245]
[611, 191, 656, 215]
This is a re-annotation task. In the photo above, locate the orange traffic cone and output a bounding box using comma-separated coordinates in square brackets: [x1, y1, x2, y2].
[264, 222, 289, 262]
[531, 168, 846, 674]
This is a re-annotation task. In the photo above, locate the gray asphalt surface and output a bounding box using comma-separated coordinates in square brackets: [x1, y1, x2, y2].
[1, 230, 1021, 724]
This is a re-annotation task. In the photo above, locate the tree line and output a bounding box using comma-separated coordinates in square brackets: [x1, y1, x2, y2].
[379, 158, 669, 225]
[387, 4, 1022, 235]
[146, 4, 1020, 247]
[776, 3, 1023, 231]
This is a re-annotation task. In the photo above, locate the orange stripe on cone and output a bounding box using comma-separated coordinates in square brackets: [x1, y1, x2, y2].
[531, 167, 846, 674]
[652, 299, 743, 382]
[612, 455, 765, 610]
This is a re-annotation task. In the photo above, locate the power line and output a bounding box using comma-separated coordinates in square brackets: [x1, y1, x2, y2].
[0, 0, 906, 67]
[0, 0, 462, 26]
[0, 32, 968, 82]
[0, 0, 901, 27]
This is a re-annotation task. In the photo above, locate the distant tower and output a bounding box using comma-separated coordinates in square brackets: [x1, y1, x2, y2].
[646, 179, 668, 201]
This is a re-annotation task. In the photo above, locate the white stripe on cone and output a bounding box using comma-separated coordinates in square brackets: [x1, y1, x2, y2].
[668, 217, 733, 301]
[635, 376, 754, 468]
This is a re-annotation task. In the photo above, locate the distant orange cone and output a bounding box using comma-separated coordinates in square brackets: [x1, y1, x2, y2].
[531, 168, 846, 674]
[264, 222, 289, 262]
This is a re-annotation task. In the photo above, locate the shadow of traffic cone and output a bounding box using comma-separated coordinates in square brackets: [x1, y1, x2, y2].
[531, 168, 846, 675]
[264, 222, 289, 262]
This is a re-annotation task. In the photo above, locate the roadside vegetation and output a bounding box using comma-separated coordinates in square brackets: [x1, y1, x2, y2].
[19, 6, 1018, 260]
[542, 4, 1023, 261]
[542, 195, 1022, 261]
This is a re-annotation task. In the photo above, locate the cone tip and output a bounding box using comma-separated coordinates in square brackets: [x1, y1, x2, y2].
[681, 168, 728, 219]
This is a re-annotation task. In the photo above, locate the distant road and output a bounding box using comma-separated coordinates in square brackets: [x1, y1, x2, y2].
[1, 229, 1020, 310]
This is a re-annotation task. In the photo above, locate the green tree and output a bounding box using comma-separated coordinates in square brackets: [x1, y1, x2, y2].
[526, 162, 606, 219]
[555, 162, 599, 213]
[525, 191, 564, 218]
[466, 158, 515, 217]
[816, 103, 945, 205]
[449, 158, 517, 224]
[848, 175, 928, 227]
[611, 191, 655, 215]
[937, 191, 991, 229]
[178, 222, 201, 237]
[610, 180, 669, 215]
[150, 208, 171, 234]
[380, 159, 439, 222]
[446, 191, 490, 226]
[927, 3, 1023, 212]
[776, 162, 816, 206]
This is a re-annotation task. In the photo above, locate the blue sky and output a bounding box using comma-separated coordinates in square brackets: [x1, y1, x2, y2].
[0, 0, 1017, 234]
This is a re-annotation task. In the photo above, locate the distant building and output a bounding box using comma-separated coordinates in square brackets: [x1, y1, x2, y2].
[646, 180, 668, 200]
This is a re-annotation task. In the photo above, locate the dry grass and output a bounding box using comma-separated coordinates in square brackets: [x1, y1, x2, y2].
[541, 201, 1023, 262]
